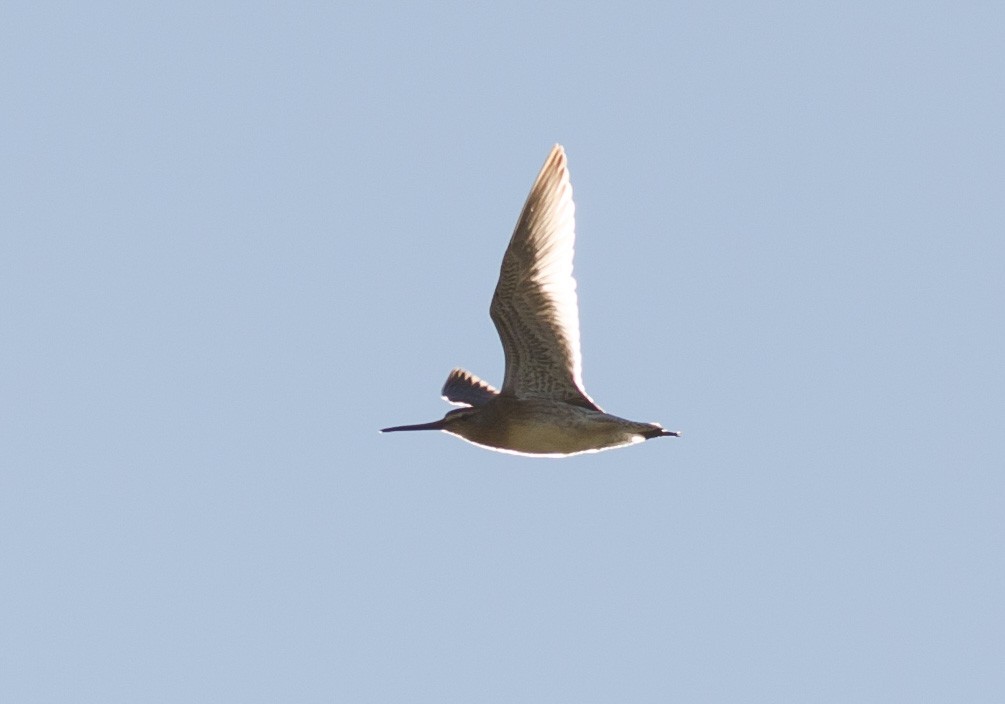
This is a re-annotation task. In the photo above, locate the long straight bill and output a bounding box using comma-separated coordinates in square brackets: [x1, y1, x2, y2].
[380, 419, 447, 433]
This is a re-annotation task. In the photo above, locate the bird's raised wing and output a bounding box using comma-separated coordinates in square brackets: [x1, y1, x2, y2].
[489, 145, 601, 411]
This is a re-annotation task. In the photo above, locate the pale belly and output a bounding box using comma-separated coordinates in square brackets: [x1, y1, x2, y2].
[461, 417, 646, 457]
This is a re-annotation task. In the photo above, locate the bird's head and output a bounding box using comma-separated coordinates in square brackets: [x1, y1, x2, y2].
[380, 407, 479, 434]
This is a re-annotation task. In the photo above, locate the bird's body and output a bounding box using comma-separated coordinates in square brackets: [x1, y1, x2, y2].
[382, 145, 680, 457]
[414, 395, 672, 458]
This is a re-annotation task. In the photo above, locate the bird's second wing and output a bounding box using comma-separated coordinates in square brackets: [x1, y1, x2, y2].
[441, 368, 499, 407]
[489, 145, 601, 411]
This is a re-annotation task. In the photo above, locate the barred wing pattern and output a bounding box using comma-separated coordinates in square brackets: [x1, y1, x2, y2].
[441, 368, 499, 407]
[489, 145, 601, 412]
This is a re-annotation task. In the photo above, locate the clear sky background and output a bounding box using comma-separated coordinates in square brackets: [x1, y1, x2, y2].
[3, 2, 1003, 702]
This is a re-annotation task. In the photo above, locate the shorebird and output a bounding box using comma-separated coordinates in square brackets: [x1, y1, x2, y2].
[382, 145, 681, 457]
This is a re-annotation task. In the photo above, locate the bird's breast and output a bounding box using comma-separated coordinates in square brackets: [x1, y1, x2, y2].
[449, 401, 646, 456]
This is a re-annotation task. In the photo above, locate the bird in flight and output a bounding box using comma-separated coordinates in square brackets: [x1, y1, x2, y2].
[382, 145, 681, 456]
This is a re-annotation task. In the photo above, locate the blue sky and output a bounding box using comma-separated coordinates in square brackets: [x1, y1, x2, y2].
[3, 2, 1003, 702]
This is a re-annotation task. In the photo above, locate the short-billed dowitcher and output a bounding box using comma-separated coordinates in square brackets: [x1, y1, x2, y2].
[382, 145, 680, 457]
